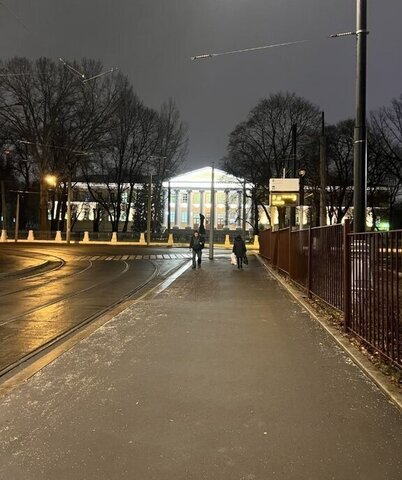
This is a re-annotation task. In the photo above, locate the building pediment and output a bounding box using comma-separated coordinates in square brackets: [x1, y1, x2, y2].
[164, 166, 249, 190]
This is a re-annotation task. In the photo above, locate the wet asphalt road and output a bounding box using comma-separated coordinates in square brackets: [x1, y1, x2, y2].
[0, 255, 401, 479]
[0, 244, 192, 375]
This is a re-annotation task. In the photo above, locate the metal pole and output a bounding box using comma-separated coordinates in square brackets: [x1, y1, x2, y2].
[147, 173, 152, 246]
[66, 174, 72, 244]
[14, 193, 20, 242]
[242, 179, 246, 232]
[1, 180, 6, 230]
[319, 112, 327, 226]
[290, 124, 297, 228]
[209, 163, 215, 260]
[353, 0, 368, 233]
[299, 174, 305, 230]
[167, 181, 171, 233]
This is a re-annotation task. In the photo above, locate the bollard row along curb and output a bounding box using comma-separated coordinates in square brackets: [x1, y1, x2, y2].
[1, 230, 260, 249]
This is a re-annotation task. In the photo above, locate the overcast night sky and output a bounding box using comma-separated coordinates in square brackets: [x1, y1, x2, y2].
[0, 1, 401, 171]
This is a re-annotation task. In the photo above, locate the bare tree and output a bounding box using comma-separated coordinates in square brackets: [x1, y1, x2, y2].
[0, 57, 120, 231]
[224, 92, 320, 229]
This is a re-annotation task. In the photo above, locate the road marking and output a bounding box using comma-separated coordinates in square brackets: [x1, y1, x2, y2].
[75, 253, 194, 261]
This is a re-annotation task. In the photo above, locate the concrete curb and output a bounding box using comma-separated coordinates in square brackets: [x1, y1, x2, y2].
[256, 254, 402, 412]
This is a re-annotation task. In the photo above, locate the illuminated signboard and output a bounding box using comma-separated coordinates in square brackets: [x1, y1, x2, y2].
[270, 193, 299, 207]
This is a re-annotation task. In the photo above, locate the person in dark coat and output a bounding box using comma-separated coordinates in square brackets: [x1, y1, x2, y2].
[189, 231, 205, 269]
[232, 234, 247, 269]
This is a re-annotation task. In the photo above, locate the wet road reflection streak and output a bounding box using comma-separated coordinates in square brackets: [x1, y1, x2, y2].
[0, 260, 159, 375]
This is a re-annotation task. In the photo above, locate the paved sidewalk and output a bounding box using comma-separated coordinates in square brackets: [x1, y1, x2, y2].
[0, 255, 401, 479]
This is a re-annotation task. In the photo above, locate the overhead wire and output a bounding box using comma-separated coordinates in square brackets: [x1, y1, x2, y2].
[190, 31, 359, 61]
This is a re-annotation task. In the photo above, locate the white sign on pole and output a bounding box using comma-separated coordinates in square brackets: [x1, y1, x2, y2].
[269, 178, 299, 192]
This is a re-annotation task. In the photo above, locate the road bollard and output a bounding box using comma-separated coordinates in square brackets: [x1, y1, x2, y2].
[0, 230, 7, 242]
[139, 233, 146, 245]
[82, 231, 90, 243]
[27, 230, 34, 241]
[224, 234, 231, 248]
[253, 235, 260, 249]
[55, 231, 62, 242]
[167, 233, 174, 246]
[111, 232, 117, 243]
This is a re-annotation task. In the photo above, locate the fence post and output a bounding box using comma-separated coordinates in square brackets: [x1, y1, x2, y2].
[343, 219, 351, 333]
[288, 227, 292, 279]
[307, 224, 312, 298]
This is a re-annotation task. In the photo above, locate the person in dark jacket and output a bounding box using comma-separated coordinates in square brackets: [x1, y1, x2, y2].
[189, 231, 205, 269]
[232, 234, 247, 269]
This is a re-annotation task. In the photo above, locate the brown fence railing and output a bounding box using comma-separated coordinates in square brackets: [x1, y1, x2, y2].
[345, 230, 401, 368]
[259, 223, 402, 369]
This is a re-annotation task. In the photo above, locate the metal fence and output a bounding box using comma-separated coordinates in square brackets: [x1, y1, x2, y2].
[260, 223, 402, 369]
[345, 230, 401, 368]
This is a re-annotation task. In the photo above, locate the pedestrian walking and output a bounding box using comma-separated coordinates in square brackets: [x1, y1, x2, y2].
[232, 234, 247, 269]
[189, 231, 205, 269]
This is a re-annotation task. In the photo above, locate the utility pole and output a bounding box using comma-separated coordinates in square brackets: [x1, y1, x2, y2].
[353, 0, 368, 232]
[167, 180, 171, 233]
[66, 174, 72, 244]
[14, 193, 20, 242]
[242, 179, 247, 232]
[320, 112, 327, 226]
[146, 173, 152, 246]
[1, 180, 6, 231]
[209, 163, 215, 260]
[290, 124, 297, 228]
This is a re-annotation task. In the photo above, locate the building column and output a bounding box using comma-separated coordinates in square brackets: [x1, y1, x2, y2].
[224, 189, 230, 228]
[187, 190, 192, 227]
[174, 189, 180, 227]
[237, 190, 242, 227]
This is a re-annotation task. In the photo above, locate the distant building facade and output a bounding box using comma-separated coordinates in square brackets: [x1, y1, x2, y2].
[163, 167, 252, 230]
[64, 167, 253, 232]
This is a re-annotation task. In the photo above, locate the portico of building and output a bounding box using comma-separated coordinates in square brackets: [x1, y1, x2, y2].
[162, 167, 252, 230]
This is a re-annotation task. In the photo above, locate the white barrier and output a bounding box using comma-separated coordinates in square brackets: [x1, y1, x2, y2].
[253, 235, 260, 249]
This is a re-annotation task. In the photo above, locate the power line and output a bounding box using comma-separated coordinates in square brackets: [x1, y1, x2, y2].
[190, 30, 361, 61]
[0, 1, 32, 34]
[17, 140, 92, 156]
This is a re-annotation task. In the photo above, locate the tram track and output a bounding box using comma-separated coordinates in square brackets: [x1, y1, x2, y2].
[0, 260, 161, 378]
[0, 260, 93, 298]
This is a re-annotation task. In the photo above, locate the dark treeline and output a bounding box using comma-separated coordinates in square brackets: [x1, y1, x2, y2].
[223, 92, 402, 232]
[0, 57, 188, 234]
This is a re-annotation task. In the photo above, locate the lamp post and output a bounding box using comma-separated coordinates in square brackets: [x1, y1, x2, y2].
[209, 162, 215, 260]
[353, 0, 368, 233]
[66, 173, 72, 244]
[14, 192, 20, 242]
[167, 180, 171, 233]
[146, 172, 152, 246]
[298, 169, 306, 229]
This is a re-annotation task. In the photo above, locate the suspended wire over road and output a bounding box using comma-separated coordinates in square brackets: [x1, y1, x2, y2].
[190, 30, 361, 61]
